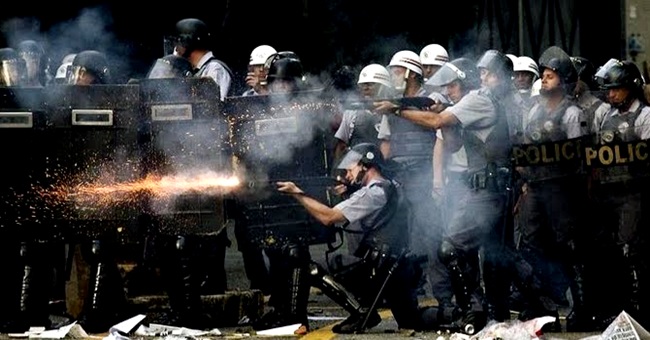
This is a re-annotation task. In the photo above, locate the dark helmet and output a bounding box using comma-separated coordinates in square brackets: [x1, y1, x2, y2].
[336, 142, 385, 171]
[266, 53, 304, 83]
[17, 40, 45, 57]
[570, 56, 597, 90]
[0, 47, 27, 86]
[17, 40, 49, 85]
[598, 60, 644, 90]
[539, 57, 578, 86]
[476, 49, 513, 81]
[331, 65, 357, 91]
[70, 50, 110, 84]
[428, 57, 480, 90]
[174, 18, 210, 52]
[146, 54, 193, 79]
[264, 51, 301, 71]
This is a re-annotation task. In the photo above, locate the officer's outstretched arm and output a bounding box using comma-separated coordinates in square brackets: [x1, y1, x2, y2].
[276, 181, 347, 226]
[399, 109, 459, 130]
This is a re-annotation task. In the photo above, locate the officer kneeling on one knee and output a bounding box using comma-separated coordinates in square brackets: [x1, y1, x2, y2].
[276, 143, 424, 334]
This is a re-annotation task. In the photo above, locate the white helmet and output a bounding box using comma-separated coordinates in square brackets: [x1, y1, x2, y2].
[506, 53, 518, 65]
[514, 56, 540, 78]
[530, 78, 542, 97]
[419, 44, 449, 66]
[388, 50, 423, 75]
[357, 64, 391, 87]
[249, 44, 277, 65]
[54, 53, 76, 80]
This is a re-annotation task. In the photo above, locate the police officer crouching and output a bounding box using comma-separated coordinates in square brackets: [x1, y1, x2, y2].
[276, 143, 423, 333]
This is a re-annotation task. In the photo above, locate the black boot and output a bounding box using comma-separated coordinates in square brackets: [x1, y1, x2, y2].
[310, 262, 380, 334]
[510, 250, 561, 332]
[79, 239, 125, 333]
[566, 262, 602, 332]
[16, 242, 52, 331]
[481, 249, 512, 322]
[438, 242, 486, 334]
[166, 236, 210, 329]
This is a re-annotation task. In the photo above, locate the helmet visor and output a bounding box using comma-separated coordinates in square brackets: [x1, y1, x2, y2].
[336, 149, 363, 170]
[0, 59, 25, 86]
[427, 62, 465, 87]
[594, 58, 620, 80]
[147, 58, 192, 79]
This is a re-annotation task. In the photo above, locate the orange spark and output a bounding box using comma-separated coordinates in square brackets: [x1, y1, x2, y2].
[69, 172, 241, 206]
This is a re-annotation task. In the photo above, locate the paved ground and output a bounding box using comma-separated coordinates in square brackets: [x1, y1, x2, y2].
[0, 225, 611, 339]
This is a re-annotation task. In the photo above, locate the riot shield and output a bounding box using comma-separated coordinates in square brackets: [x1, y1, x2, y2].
[139, 77, 230, 236]
[0, 87, 56, 238]
[43, 84, 146, 245]
[224, 91, 337, 249]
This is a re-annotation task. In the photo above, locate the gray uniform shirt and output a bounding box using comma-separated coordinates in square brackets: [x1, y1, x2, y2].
[194, 51, 232, 100]
[524, 99, 587, 140]
[593, 99, 650, 139]
[446, 89, 498, 142]
[334, 178, 389, 236]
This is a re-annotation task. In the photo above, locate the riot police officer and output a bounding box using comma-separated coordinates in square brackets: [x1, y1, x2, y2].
[571, 56, 610, 134]
[67, 50, 110, 85]
[376, 50, 440, 296]
[16, 40, 51, 87]
[590, 59, 650, 330]
[427, 57, 481, 320]
[0, 47, 51, 333]
[169, 18, 234, 298]
[277, 142, 423, 333]
[171, 18, 233, 100]
[64, 49, 128, 332]
[234, 52, 313, 333]
[517, 48, 589, 331]
[375, 49, 515, 332]
[334, 63, 393, 161]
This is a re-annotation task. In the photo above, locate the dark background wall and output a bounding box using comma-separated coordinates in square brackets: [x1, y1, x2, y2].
[0, 0, 624, 92]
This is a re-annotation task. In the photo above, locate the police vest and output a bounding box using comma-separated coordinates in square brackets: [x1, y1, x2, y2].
[387, 105, 436, 163]
[463, 89, 512, 176]
[597, 103, 649, 184]
[196, 56, 235, 96]
[525, 99, 572, 143]
[523, 98, 582, 182]
[600, 104, 644, 143]
[349, 110, 381, 147]
[359, 179, 409, 252]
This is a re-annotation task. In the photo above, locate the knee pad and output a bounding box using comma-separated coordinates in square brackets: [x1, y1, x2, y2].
[283, 243, 310, 267]
[438, 240, 461, 266]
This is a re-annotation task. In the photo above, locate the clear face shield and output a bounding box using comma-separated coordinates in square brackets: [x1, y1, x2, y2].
[20, 52, 41, 83]
[335, 149, 365, 188]
[0, 58, 26, 86]
[391, 67, 409, 91]
[67, 65, 89, 85]
[427, 62, 464, 88]
[146, 58, 192, 79]
[594, 58, 620, 86]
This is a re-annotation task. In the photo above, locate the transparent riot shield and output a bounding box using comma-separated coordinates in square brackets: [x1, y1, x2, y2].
[224, 90, 338, 249]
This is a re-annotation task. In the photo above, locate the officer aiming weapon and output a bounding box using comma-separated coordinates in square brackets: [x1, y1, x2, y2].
[340, 96, 440, 111]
